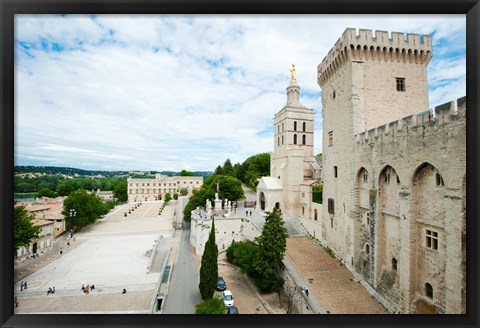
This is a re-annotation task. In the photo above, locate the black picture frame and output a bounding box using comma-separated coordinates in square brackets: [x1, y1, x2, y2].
[1, 1, 478, 328]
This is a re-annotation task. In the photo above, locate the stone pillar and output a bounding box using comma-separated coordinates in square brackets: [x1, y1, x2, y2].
[398, 188, 414, 313]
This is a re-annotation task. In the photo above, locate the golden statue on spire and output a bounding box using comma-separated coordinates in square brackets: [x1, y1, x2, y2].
[289, 64, 296, 82]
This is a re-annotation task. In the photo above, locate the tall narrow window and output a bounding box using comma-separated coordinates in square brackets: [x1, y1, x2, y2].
[328, 131, 333, 147]
[425, 283, 433, 299]
[302, 122, 306, 132]
[392, 258, 398, 271]
[294, 121, 297, 131]
[282, 122, 284, 131]
[277, 137, 280, 146]
[396, 77, 405, 91]
[328, 198, 335, 214]
[294, 134, 297, 144]
[282, 135, 284, 145]
[278, 125, 280, 134]
[334, 166, 338, 178]
[426, 229, 439, 250]
[302, 134, 306, 145]
[365, 244, 370, 254]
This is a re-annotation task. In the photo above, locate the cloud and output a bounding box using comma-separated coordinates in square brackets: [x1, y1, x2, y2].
[14, 14, 466, 171]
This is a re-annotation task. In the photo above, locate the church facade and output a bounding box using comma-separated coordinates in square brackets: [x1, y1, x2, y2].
[257, 28, 466, 314]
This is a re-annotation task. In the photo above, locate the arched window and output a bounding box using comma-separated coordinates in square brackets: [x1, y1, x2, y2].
[294, 134, 297, 144]
[425, 283, 433, 299]
[278, 125, 280, 134]
[314, 209, 318, 221]
[303, 122, 306, 132]
[278, 137, 280, 146]
[392, 258, 398, 271]
[302, 134, 306, 145]
[294, 121, 297, 131]
[365, 244, 370, 254]
[282, 135, 284, 145]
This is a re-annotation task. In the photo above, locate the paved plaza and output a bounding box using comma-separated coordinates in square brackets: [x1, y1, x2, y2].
[15, 201, 174, 314]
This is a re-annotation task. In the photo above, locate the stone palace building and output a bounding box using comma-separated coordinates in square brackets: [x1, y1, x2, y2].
[127, 174, 203, 202]
[257, 28, 466, 314]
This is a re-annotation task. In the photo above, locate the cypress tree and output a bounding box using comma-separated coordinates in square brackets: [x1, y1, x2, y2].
[198, 218, 219, 299]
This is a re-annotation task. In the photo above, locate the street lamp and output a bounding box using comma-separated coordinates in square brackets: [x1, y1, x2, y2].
[69, 208, 76, 235]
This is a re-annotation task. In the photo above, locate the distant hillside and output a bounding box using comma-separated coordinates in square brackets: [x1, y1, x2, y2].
[14, 166, 213, 178]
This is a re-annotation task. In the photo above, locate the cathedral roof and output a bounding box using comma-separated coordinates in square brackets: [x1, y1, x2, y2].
[257, 177, 283, 190]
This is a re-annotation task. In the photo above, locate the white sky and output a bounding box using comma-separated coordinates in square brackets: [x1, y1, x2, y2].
[14, 14, 466, 172]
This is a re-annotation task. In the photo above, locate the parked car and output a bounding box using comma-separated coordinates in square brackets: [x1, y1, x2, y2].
[216, 277, 226, 291]
[222, 290, 234, 307]
[226, 306, 239, 314]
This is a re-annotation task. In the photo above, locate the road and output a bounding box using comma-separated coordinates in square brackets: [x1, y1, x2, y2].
[162, 228, 201, 314]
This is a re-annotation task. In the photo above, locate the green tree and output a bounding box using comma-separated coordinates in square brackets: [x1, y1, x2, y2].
[195, 297, 225, 314]
[113, 181, 128, 202]
[179, 170, 194, 176]
[56, 183, 75, 196]
[164, 192, 172, 203]
[179, 188, 188, 196]
[62, 189, 106, 230]
[173, 193, 178, 200]
[237, 153, 271, 190]
[35, 187, 58, 198]
[253, 211, 288, 292]
[14, 205, 41, 253]
[214, 165, 223, 175]
[199, 220, 218, 299]
[222, 159, 234, 177]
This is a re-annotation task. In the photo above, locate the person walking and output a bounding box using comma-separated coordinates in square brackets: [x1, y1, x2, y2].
[47, 287, 52, 295]
[14, 296, 19, 308]
[24, 281, 27, 290]
[20, 281, 24, 291]
[122, 288, 127, 294]
[52, 287, 55, 294]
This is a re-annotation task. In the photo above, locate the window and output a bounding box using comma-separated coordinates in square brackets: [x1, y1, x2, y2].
[426, 229, 439, 250]
[334, 166, 338, 178]
[366, 212, 370, 225]
[282, 122, 284, 131]
[397, 175, 400, 184]
[278, 125, 280, 134]
[129, 189, 132, 194]
[302, 207, 305, 215]
[328, 131, 333, 147]
[147, 183, 149, 186]
[396, 77, 405, 91]
[365, 244, 370, 254]
[314, 209, 318, 221]
[436, 173, 444, 186]
[302, 192, 305, 198]
[278, 176, 280, 179]
[278, 137, 280, 146]
[392, 258, 398, 271]
[363, 172, 368, 183]
[425, 283, 433, 299]
[328, 198, 335, 214]
[294, 121, 297, 131]
[332, 90, 336, 99]
[302, 134, 306, 145]
[302, 122, 306, 132]
[282, 135, 284, 145]
[294, 134, 297, 144]
[384, 173, 390, 184]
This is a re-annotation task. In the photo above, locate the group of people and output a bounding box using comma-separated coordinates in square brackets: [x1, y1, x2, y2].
[19, 281, 28, 291]
[81, 284, 95, 294]
[245, 210, 253, 216]
[46, 286, 55, 295]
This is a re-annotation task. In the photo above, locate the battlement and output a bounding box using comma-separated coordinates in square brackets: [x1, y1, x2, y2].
[355, 97, 466, 144]
[318, 28, 432, 87]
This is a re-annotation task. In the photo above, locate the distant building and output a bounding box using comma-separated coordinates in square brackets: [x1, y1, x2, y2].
[127, 173, 203, 202]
